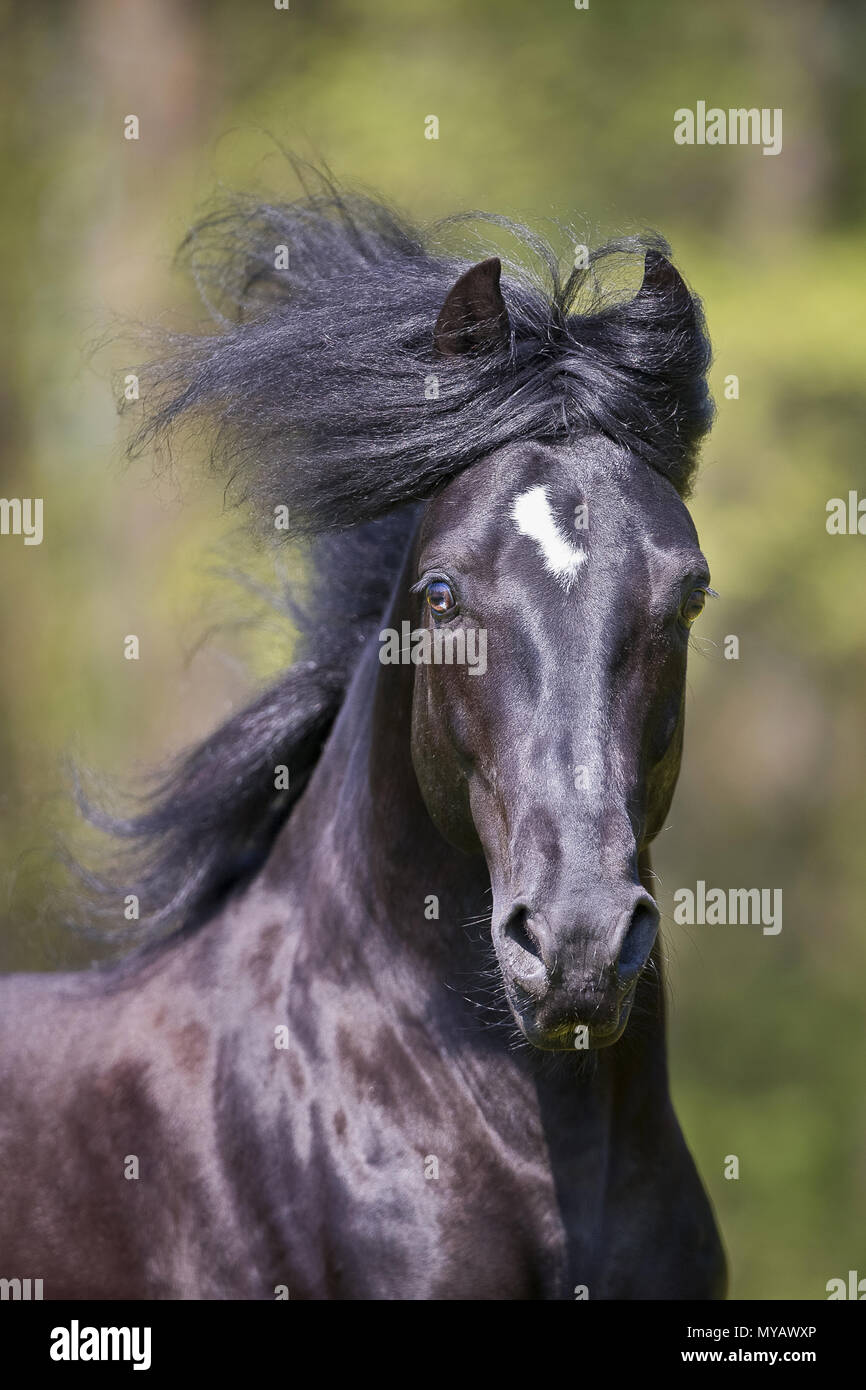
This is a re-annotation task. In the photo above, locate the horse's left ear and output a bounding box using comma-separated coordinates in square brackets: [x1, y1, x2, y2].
[635, 248, 694, 313]
[433, 257, 510, 357]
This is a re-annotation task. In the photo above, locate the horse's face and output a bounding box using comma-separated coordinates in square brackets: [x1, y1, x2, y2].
[410, 436, 710, 1049]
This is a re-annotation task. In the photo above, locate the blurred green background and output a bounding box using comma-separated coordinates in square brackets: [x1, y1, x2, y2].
[1, 0, 864, 1299]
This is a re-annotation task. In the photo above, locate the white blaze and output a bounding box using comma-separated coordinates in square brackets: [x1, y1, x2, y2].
[511, 485, 586, 591]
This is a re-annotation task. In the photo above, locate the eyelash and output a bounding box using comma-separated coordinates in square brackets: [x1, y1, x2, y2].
[411, 574, 455, 598]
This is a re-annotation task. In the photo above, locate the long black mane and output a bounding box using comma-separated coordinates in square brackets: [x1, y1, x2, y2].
[82, 165, 712, 946]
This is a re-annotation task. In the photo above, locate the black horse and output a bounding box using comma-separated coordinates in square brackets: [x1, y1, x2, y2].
[0, 177, 726, 1299]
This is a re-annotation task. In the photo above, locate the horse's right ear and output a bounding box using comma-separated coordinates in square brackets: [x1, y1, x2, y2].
[433, 257, 511, 357]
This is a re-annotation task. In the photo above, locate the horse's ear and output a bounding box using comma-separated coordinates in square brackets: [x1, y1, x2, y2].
[636, 249, 694, 314]
[433, 257, 510, 357]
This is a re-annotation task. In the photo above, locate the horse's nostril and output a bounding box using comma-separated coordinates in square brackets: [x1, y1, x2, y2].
[504, 907, 542, 959]
[501, 907, 548, 994]
[618, 901, 660, 982]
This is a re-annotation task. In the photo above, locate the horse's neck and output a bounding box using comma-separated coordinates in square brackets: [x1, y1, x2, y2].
[269, 626, 492, 975]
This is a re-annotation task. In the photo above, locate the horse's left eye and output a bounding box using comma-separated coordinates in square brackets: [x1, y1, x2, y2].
[681, 589, 707, 627]
[426, 580, 457, 616]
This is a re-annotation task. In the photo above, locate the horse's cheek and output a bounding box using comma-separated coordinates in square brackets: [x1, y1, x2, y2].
[410, 675, 481, 853]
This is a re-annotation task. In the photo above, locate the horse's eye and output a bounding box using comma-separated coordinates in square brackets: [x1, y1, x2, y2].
[681, 588, 707, 627]
[426, 580, 457, 616]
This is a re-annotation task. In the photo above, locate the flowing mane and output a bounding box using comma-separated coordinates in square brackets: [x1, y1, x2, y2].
[81, 165, 713, 946]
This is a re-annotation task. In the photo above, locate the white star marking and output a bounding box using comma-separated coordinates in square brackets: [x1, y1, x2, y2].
[510, 485, 586, 591]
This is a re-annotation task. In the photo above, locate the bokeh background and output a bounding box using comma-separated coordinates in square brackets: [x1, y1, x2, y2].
[1, 0, 864, 1299]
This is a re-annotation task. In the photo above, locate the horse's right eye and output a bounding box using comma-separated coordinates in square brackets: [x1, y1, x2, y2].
[426, 580, 457, 616]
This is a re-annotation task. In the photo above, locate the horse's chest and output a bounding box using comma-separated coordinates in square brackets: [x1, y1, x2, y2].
[274, 1041, 608, 1299]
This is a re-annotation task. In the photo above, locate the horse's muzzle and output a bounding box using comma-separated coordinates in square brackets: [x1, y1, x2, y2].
[492, 892, 660, 1050]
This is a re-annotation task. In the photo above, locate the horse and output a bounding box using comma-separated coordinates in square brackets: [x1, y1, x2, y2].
[0, 174, 726, 1300]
